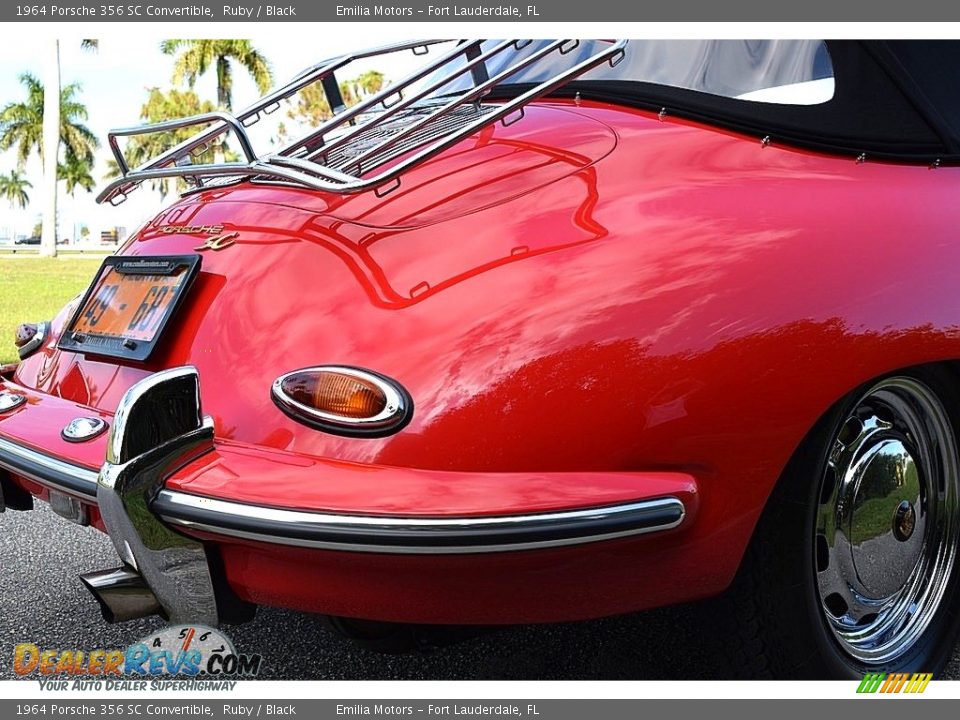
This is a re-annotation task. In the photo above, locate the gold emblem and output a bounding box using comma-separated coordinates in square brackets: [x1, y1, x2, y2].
[156, 224, 239, 252]
[159, 224, 224, 234]
[194, 232, 239, 252]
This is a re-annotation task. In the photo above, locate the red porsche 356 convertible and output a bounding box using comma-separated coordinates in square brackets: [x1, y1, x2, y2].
[3, 39, 960, 678]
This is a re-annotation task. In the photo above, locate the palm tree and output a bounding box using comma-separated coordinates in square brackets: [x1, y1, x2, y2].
[351, 70, 385, 98]
[41, 40, 97, 255]
[14, 40, 98, 256]
[41, 41, 59, 256]
[160, 40, 273, 110]
[285, 72, 386, 129]
[0, 75, 99, 166]
[0, 75, 43, 167]
[0, 71, 99, 255]
[0, 73, 100, 170]
[59, 153, 95, 196]
[0, 170, 32, 209]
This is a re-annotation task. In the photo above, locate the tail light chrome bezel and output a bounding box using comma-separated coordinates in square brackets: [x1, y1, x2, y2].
[271, 365, 413, 438]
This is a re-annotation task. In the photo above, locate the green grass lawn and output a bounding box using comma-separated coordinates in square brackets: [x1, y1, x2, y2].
[0, 257, 102, 364]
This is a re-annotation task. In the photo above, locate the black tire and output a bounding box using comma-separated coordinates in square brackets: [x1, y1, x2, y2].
[725, 366, 960, 678]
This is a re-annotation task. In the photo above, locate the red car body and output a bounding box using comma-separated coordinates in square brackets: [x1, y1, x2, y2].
[2, 42, 960, 666]
[5, 96, 958, 623]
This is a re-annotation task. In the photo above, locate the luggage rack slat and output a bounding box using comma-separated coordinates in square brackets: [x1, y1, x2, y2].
[96, 39, 628, 206]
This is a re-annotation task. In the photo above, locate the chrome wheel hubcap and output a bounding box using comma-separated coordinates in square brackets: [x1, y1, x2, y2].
[814, 377, 959, 664]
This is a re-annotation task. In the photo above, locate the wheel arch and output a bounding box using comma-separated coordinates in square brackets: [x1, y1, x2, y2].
[747, 358, 960, 557]
[722, 358, 960, 676]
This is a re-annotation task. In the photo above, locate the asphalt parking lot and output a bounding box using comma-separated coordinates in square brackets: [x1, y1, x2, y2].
[4, 503, 960, 681]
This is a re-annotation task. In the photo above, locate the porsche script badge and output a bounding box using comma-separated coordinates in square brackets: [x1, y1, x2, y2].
[157, 224, 240, 252]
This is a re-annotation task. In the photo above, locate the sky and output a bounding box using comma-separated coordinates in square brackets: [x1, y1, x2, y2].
[0, 36, 426, 243]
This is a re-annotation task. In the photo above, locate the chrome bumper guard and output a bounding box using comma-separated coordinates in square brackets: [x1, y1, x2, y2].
[0, 365, 688, 622]
[96, 367, 220, 625]
[0, 367, 221, 623]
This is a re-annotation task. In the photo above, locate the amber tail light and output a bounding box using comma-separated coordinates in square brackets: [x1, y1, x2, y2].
[271, 366, 413, 438]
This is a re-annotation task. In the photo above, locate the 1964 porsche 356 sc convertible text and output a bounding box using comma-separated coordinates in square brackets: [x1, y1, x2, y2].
[3, 40, 960, 678]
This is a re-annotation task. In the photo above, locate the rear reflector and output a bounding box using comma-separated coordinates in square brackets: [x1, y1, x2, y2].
[271, 366, 412, 438]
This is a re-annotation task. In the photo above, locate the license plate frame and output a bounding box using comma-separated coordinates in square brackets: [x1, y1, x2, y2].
[58, 255, 202, 363]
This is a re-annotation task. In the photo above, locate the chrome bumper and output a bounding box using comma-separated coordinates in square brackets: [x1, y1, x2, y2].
[0, 424, 685, 554]
[0, 366, 689, 622]
[0, 434, 98, 500]
[0, 367, 221, 625]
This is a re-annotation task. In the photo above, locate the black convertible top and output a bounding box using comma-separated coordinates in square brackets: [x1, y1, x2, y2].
[495, 41, 960, 165]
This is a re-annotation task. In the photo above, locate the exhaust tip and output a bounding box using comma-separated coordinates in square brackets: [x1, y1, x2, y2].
[80, 566, 162, 624]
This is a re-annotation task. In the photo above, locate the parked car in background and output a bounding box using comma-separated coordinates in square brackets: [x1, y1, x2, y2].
[3, 39, 960, 678]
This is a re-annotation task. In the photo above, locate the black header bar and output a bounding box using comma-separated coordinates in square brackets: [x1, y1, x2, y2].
[5, 0, 960, 22]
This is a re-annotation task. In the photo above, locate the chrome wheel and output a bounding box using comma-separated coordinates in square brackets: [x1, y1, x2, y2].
[814, 377, 960, 664]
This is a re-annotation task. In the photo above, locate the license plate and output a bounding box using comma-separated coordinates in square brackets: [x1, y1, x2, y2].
[59, 255, 201, 362]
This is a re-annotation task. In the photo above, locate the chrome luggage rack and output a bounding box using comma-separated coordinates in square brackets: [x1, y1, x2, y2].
[96, 39, 628, 206]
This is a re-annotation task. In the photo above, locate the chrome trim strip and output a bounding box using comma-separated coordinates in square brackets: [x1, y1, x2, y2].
[0, 434, 99, 500]
[153, 492, 686, 555]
